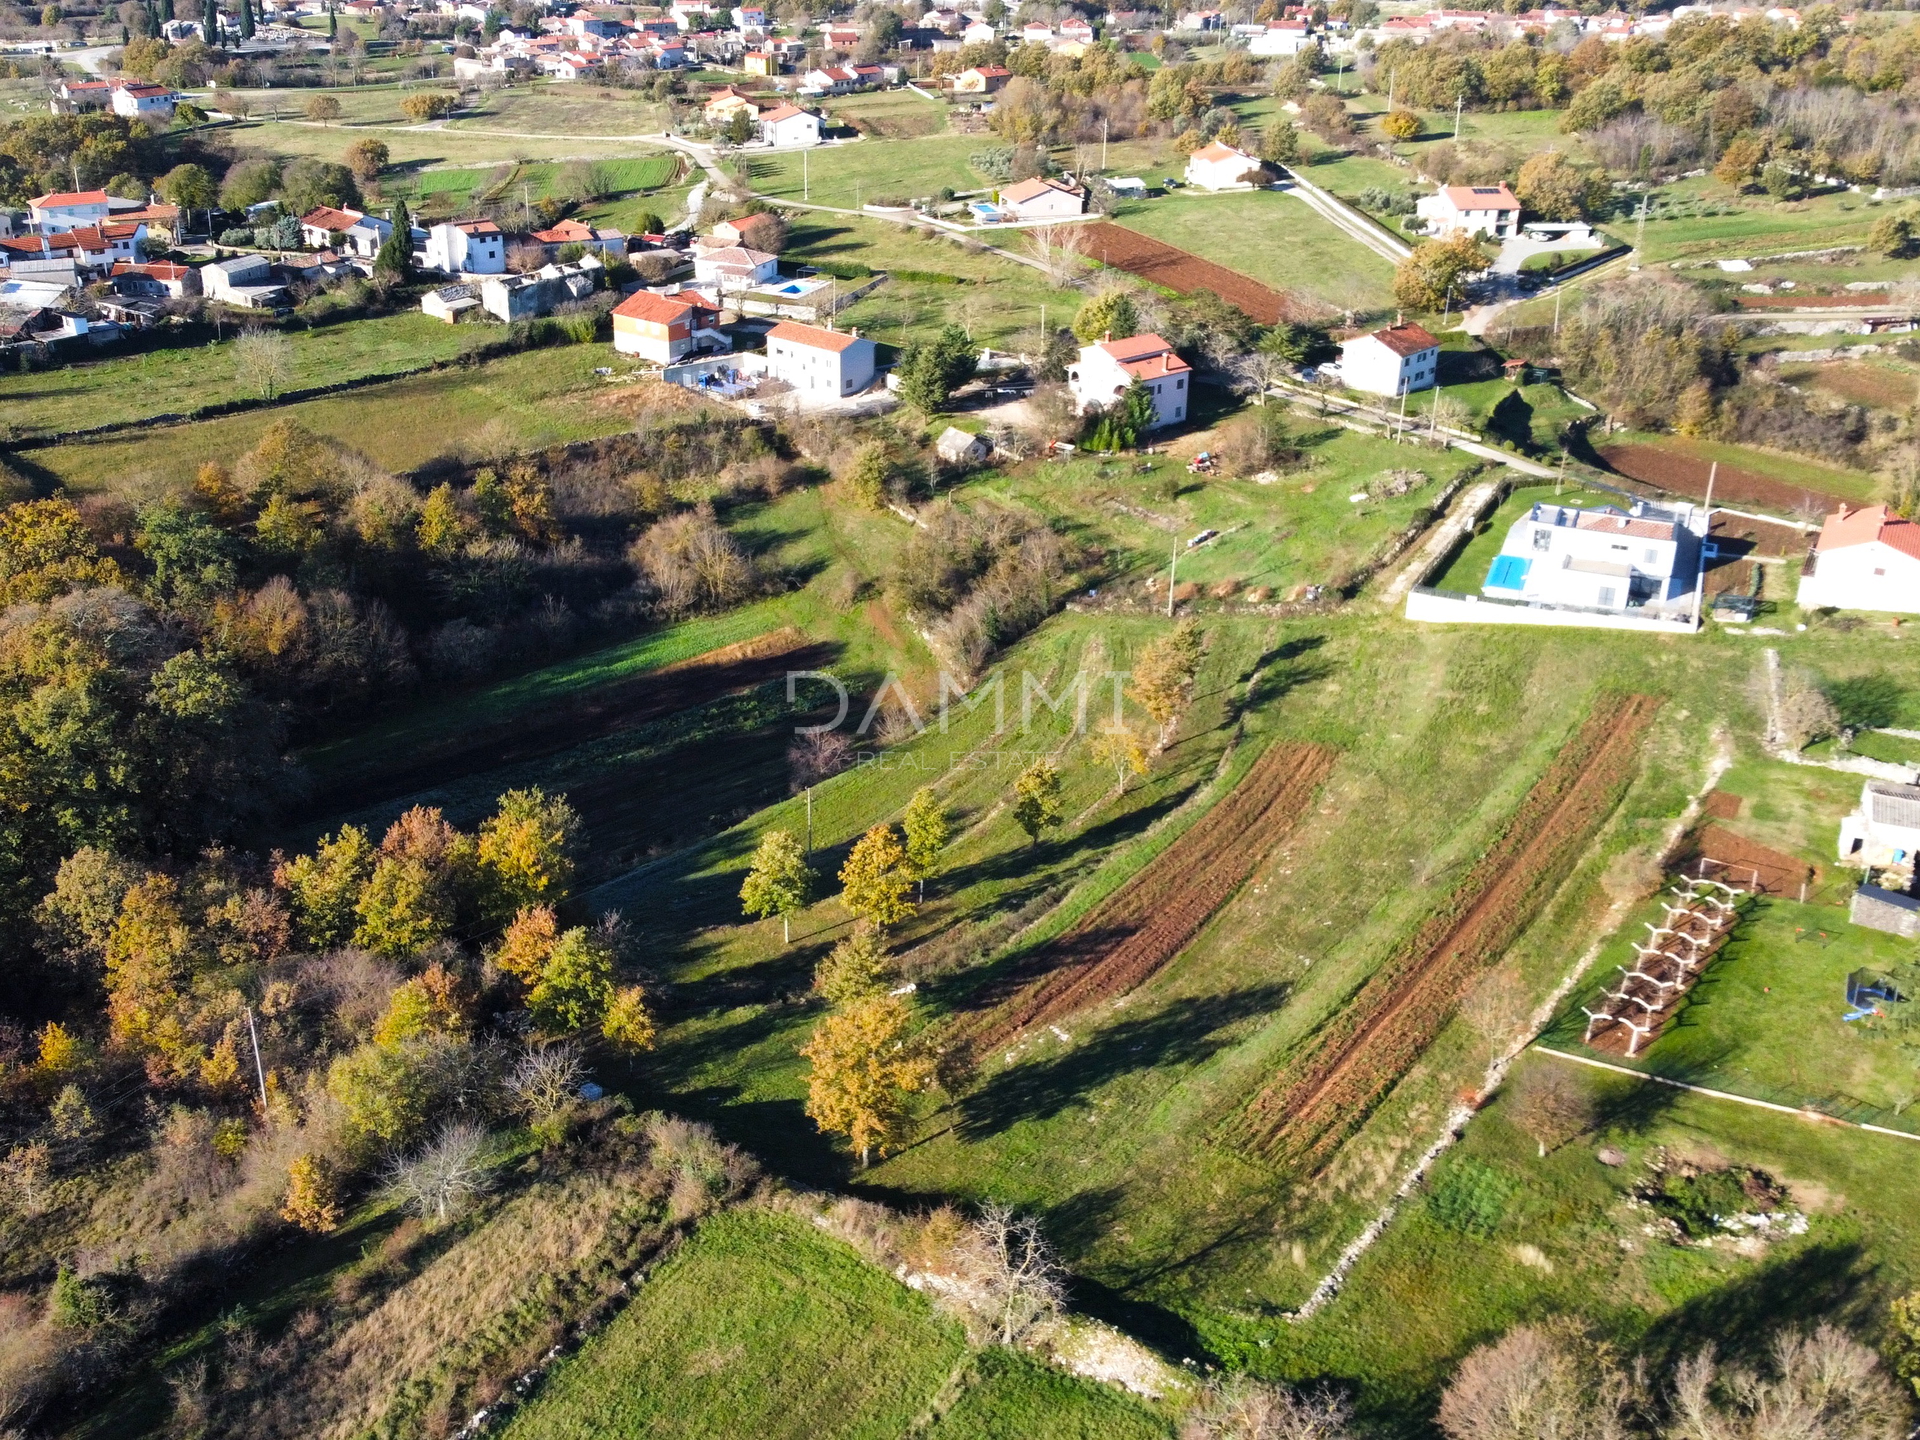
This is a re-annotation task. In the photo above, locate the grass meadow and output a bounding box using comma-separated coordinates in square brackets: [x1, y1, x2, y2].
[1107, 190, 1398, 313]
[749, 134, 991, 209]
[500, 1209, 1171, 1440]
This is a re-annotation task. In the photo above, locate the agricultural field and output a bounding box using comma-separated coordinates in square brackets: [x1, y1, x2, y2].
[1107, 191, 1397, 315]
[15, 344, 642, 494]
[749, 134, 990, 209]
[1594, 433, 1879, 513]
[0, 311, 480, 440]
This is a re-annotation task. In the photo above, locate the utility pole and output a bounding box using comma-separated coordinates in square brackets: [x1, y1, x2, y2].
[1453, 94, 1462, 138]
[1166, 541, 1177, 617]
[802, 143, 808, 200]
[1101, 116, 1108, 171]
[1552, 284, 1562, 336]
[245, 1007, 269, 1114]
[805, 785, 813, 851]
[1633, 189, 1648, 258]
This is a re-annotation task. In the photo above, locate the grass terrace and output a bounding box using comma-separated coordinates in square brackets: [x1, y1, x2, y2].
[749, 133, 990, 208]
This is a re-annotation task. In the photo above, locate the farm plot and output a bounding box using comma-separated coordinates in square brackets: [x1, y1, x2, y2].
[1237, 692, 1664, 1173]
[1676, 823, 1817, 897]
[958, 740, 1338, 1055]
[1078, 223, 1315, 325]
[1597, 441, 1870, 514]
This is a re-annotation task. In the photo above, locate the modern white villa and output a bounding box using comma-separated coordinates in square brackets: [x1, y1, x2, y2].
[1479, 500, 1701, 615]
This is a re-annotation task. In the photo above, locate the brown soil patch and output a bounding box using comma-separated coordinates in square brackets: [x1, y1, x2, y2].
[305, 627, 828, 816]
[1676, 823, 1815, 897]
[1240, 694, 1664, 1172]
[1599, 442, 1853, 518]
[1781, 360, 1919, 412]
[1586, 897, 1736, 1057]
[1079, 222, 1319, 325]
[960, 741, 1338, 1055]
[1702, 790, 1743, 820]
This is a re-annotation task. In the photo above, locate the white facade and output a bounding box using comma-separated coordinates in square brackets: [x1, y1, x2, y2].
[1480, 501, 1697, 614]
[693, 245, 779, 292]
[1797, 505, 1920, 615]
[202, 253, 285, 307]
[758, 104, 822, 146]
[423, 220, 507, 274]
[763, 319, 876, 398]
[1248, 21, 1311, 53]
[1067, 333, 1190, 429]
[997, 176, 1086, 220]
[27, 190, 111, 233]
[1333, 323, 1439, 397]
[1415, 184, 1522, 241]
[1184, 141, 1261, 191]
[1840, 780, 1920, 865]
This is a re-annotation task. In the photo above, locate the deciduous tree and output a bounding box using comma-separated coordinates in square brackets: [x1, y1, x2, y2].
[1392, 233, 1489, 314]
[740, 828, 814, 943]
[1129, 619, 1203, 745]
[800, 992, 933, 1165]
[839, 824, 917, 926]
[476, 787, 579, 922]
[1011, 760, 1062, 844]
[813, 923, 890, 1006]
[1072, 285, 1140, 343]
[902, 787, 950, 902]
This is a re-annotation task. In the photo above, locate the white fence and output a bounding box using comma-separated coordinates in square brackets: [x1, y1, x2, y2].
[1406, 586, 1699, 633]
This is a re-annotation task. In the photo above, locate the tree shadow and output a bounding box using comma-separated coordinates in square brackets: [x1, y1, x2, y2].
[1638, 1240, 1876, 1372]
[1487, 390, 1535, 455]
[957, 982, 1291, 1138]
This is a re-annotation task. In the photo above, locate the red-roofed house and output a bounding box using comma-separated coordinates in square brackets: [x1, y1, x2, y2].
[1416, 182, 1522, 240]
[530, 217, 627, 260]
[1333, 321, 1440, 396]
[28, 189, 112, 233]
[763, 319, 876, 397]
[1799, 504, 1920, 613]
[758, 102, 822, 146]
[952, 64, 1010, 94]
[612, 288, 725, 362]
[998, 175, 1086, 220]
[112, 259, 201, 298]
[1068, 333, 1191, 428]
[1184, 140, 1264, 191]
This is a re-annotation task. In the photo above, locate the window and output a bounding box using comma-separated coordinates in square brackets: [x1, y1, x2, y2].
[1532, 527, 1551, 552]
[1597, 586, 1616, 607]
[1876, 567, 1887, 576]
[1644, 548, 1658, 563]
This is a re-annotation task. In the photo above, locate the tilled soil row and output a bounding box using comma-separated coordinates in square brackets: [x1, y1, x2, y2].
[1079, 223, 1318, 326]
[1238, 694, 1664, 1171]
[960, 741, 1338, 1057]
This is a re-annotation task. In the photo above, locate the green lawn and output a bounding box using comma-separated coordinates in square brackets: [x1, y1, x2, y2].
[1106, 190, 1397, 313]
[20, 344, 639, 495]
[224, 116, 670, 167]
[0, 311, 479, 440]
[501, 1208, 1168, 1440]
[750, 134, 992, 208]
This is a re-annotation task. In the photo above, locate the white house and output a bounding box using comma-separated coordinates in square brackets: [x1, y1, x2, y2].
[1840, 779, 1920, 865]
[1480, 501, 1698, 614]
[1067, 333, 1191, 429]
[1248, 19, 1312, 53]
[758, 103, 822, 146]
[423, 218, 506, 274]
[299, 205, 381, 253]
[422, 281, 483, 322]
[693, 244, 779, 292]
[110, 79, 180, 119]
[1184, 141, 1263, 191]
[27, 189, 112, 233]
[997, 175, 1087, 220]
[612, 288, 725, 363]
[1415, 183, 1523, 241]
[1797, 504, 1920, 615]
[762, 319, 876, 398]
[1332, 321, 1439, 397]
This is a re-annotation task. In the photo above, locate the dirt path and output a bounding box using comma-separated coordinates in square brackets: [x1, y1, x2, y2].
[1379, 480, 1501, 607]
[1242, 694, 1664, 1170]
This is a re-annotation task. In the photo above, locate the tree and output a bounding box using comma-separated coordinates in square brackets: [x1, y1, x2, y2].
[275, 823, 375, 950]
[277, 157, 360, 217]
[944, 1203, 1065, 1345]
[135, 499, 240, 606]
[1890, 1290, 1920, 1401]
[1393, 234, 1489, 314]
[353, 806, 476, 957]
[220, 157, 282, 211]
[233, 329, 295, 399]
[722, 108, 754, 145]
[1259, 120, 1300, 164]
[1089, 720, 1150, 788]
[1869, 210, 1914, 260]
[1778, 669, 1841, 751]
[476, 787, 578, 922]
[1129, 619, 1203, 745]
[493, 904, 558, 984]
[157, 161, 216, 210]
[401, 92, 458, 121]
[1439, 1323, 1633, 1440]
[374, 197, 413, 280]
[344, 136, 389, 182]
[603, 985, 656, 1050]
[1506, 1059, 1595, 1156]
[800, 993, 933, 1165]
[1714, 134, 1767, 189]
[528, 927, 615, 1033]
[1073, 286, 1140, 343]
[739, 829, 814, 943]
[416, 483, 467, 555]
[1381, 107, 1422, 141]
[238, 0, 253, 40]
[844, 441, 893, 511]
[896, 324, 978, 414]
[839, 824, 917, 927]
[505, 1041, 585, 1121]
[383, 1120, 496, 1223]
[305, 94, 344, 124]
[1665, 1326, 1906, 1440]
[1515, 150, 1608, 222]
[1011, 760, 1062, 844]
[281, 1153, 341, 1232]
[814, 923, 890, 1006]
[901, 787, 950, 902]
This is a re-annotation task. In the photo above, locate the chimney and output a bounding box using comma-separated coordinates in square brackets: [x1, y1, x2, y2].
[1103, 330, 1111, 341]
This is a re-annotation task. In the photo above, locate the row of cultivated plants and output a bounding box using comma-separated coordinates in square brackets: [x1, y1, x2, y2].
[738, 625, 1206, 1168]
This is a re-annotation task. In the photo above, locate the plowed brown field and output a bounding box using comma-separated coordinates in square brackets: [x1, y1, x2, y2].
[1239, 694, 1664, 1171]
[961, 741, 1338, 1055]
[1678, 823, 1815, 897]
[1079, 223, 1316, 325]
[1599, 443, 1853, 516]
